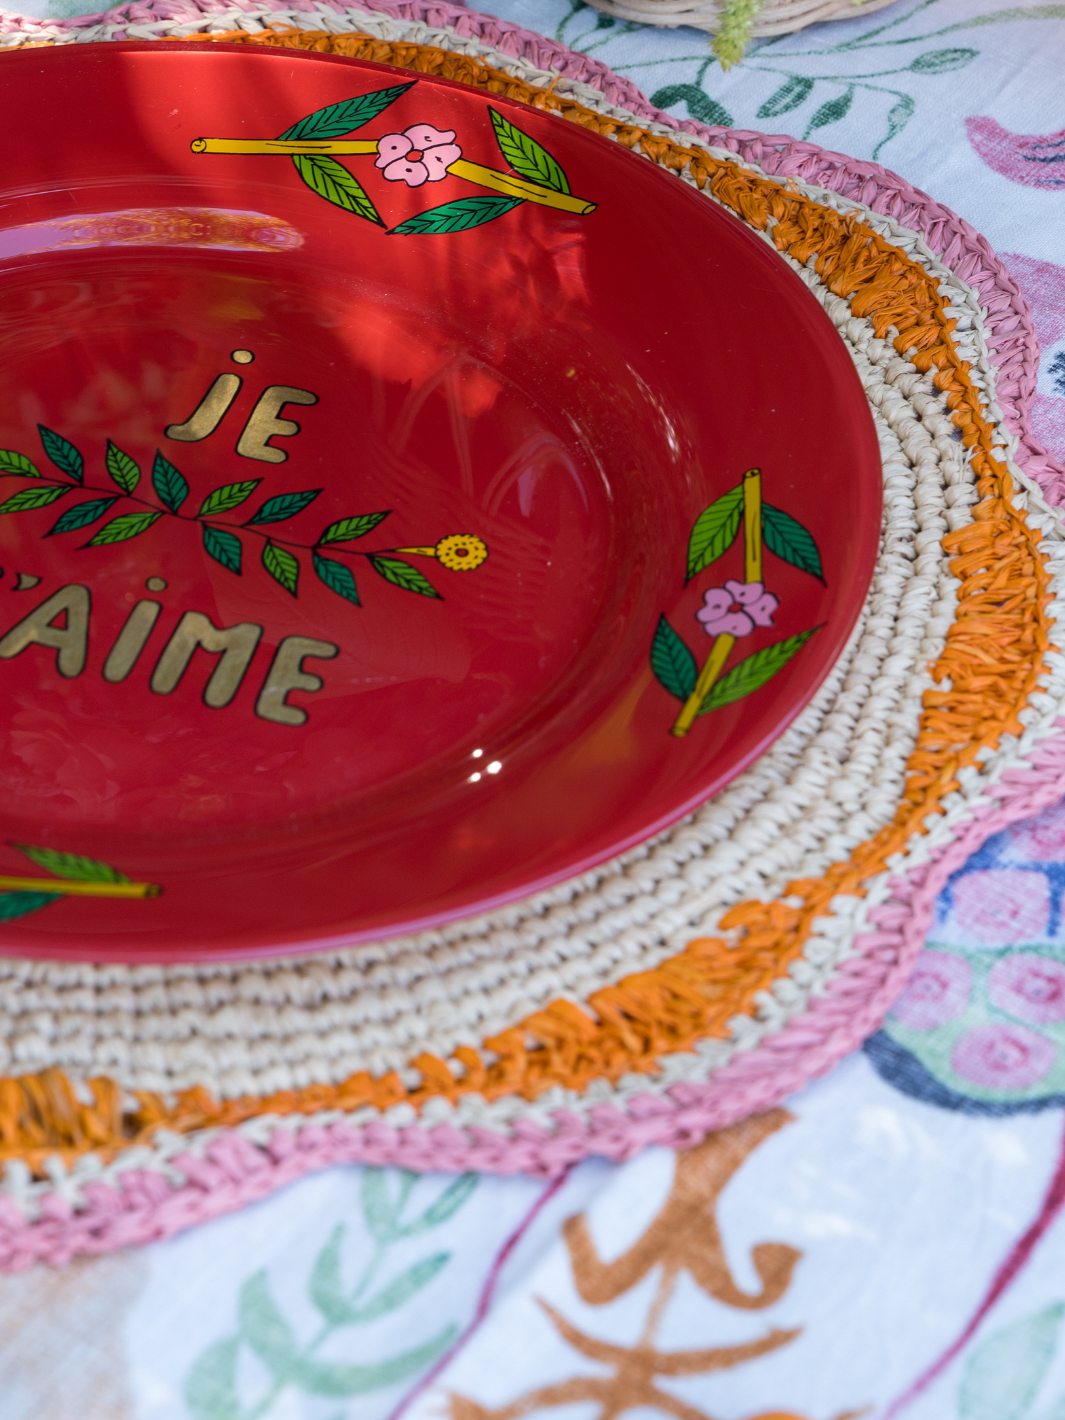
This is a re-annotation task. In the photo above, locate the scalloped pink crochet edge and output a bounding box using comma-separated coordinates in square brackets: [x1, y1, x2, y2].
[0, 0, 1062, 1267]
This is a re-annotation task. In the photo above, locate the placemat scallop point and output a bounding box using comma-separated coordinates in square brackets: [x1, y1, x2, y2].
[0, 3, 1063, 1268]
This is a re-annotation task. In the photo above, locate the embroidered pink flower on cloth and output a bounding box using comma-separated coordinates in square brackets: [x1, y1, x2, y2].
[697, 580, 778, 639]
[891, 951, 971, 1031]
[951, 1023, 1056, 1090]
[989, 954, 1065, 1025]
[375, 125, 461, 187]
[951, 868, 1051, 948]
[1008, 799, 1065, 861]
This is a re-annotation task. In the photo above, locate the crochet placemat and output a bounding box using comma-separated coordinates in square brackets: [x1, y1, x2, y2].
[0, 0, 1064, 1267]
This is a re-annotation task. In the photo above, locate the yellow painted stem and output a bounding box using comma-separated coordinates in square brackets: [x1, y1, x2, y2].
[447, 159, 596, 214]
[743, 468, 762, 583]
[394, 546, 437, 556]
[0, 877, 160, 898]
[189, 141, 596, 215]
[673, 470, 765, 737]
[671, 633, 735, 738]
[191, 138, 379, 155]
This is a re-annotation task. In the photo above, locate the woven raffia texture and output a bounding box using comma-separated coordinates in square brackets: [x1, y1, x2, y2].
[0, 1, 1063, 1267]
[579, 0, 897, 42]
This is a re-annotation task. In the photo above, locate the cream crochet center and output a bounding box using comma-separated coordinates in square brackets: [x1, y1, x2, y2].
[1, 10, 1063, 1111]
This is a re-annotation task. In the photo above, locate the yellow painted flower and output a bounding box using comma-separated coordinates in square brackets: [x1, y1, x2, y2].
[435, 534, 488, 571]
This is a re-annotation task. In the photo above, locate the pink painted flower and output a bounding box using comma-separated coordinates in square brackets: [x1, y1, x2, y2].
[891, 950, 971, 1031]
[1008, 800, 1065, 862]
[989, 955, 1065, 1025]
[375, 124, 461, 187]
[696, 580, 778, 639]
[951, 869, 1051, 948]
[951, 1023, 1056, 1090]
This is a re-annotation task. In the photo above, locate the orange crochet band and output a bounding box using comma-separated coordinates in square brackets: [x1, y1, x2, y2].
[0, 31, 1051, 1174]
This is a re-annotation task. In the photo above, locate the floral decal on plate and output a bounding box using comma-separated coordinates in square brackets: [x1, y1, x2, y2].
[0, 844, 160, 921]
[696, 579, 779, 638]
[375, 123, 462, 185]
[650, 467, 823, 737]
[191, 84, 596, 236]
[0, 426, 487, 605]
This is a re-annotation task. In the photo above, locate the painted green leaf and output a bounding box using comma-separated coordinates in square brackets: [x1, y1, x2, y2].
[313, 552, 360, 605]
[757, 76, 814, 118]
[404, 1173, 478, 1233]
[0, 450, 40, 478]
[0, 891, 60, 920]
[686, 483, 743, 582]
[699, 627, 820, 714]
[351, 1254, 449, 1324]
[390, 195, 523, 236]
[361, 1168, 400, 1243]
[38, 425, 83, 483]
[0, 484, 71, 515]
[86, 509, 163, 546]
[16, 845, 130, 882]
[278, 82, 416, 141]
[651, 615, 697, 702]
[806, 89, 854, 135]
[152, 451, 189, 514]
[488, 107, 570, 194]
[369, 555, 441, 598]
[319, 511, 390, 544]
[910, 46, 977, 72]
[875, 93, 916, 159]
[203, 524, 243, 575]
[198, 480, 261, 517]
[183, 1336, 242, 1420]
[106, 441, 140, 495]
[309, 1226, 359, 1327]
[262, 541, 299, 596]
[46, 496, 119, 537]
[292, 155, 383, 225]
[959, 1304, 1065, 1420]
[238, 1272, 299, 1379]
[289, 1325, 457, 1396]
[761, 503, 824, 581]
[647, 84, 733, 129]
[246, 489, 322, 526]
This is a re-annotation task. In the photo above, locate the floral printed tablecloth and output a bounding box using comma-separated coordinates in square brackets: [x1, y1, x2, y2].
[5, 0, 1065, 1416]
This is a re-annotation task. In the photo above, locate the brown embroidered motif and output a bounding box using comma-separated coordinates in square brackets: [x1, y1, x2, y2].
[446, 1110, 838, 1420]
[564, 1110, 800, 1311]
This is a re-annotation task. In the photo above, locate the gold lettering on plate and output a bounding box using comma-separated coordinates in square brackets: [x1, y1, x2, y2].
[0, 584, 91, 677]
[150, 610, 263, 708]
[0, 587, 340, 724]
[103, 599, 162, 683]
[256, 636, 339, 726]
[165, 373, 243, 442]
[236, 385, 318, 464]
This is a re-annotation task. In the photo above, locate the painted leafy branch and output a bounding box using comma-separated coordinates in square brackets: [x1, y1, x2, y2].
[280, 82, 417, 227]
[0, 425, 489, 604]
[0, 843, 159, 921]
[394, 107, 576, 236]
[652, 467, 824, 737]
[192, 88, 595, 237]
[184, 1168, 478, 1420]
[640, 0, 983, 159]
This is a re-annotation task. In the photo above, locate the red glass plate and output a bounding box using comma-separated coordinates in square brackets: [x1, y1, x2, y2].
[0, 43, 881, 961]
